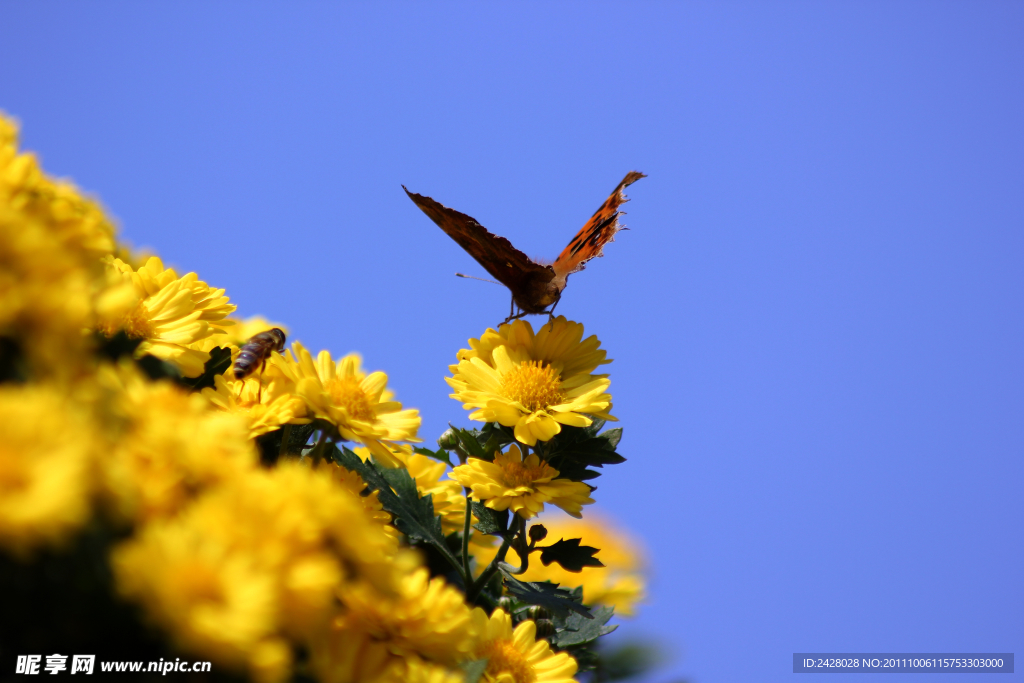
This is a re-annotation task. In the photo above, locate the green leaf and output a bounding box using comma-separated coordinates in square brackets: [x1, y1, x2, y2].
[95, 330, 143, 361]
[180, 346, 233, 391]
[539, 423, 626, 482]
[255, 423, 315, 465]
[470, 501, 508, 536]
[414, 446, 453, 468]
[333, 446, 462, 573]
[539, 538, 604, 572]
[0, 336, 28, 383]
[498, 566, 593, 620]
[450, 426, 490, 459]
[136, 354, 182, 382]
[598, 426, 622, 449]
[551, 605, 617, 648]
[478, 422, 516, 455]
[594, 641, 664, 681]
[441, 423, 516, 462]
[459, 659, 489, 683]
[571, 647, 601, 674]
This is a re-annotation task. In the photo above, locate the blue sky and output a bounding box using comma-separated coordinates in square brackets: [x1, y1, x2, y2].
[2, 3, 1022, 682]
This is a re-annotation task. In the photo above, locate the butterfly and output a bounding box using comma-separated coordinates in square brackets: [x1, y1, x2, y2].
[404, 171, 645, 322]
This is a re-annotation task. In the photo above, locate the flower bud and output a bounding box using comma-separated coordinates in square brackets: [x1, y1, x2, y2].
[437, 428, 459, 450]
[528, 524, 548, 544]
[527, 605, 552, 621]
[534, 618, 555, 639]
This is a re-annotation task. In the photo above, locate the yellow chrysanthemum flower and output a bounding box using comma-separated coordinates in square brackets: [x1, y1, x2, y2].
[0, 113, 120, 377]
[274, 341, 421, 460]
[471, 608, 578, 683]
[201, 373, 307, 439]
[0, 385, 94, 555]
[198, 315, 287, 351]
[451, 444, 594, 520]
[323, 457, 396, 539]
[310, 631, 467, 683]
[329, 567, 478, 667]
[447, 317, 614, 446]
[95, 362, 258, 522]
[480, 512, 646, 617]
[113, 517, 285, 680]
[389, 659, 466, 683]
[114, 461, 417, 682]
[0, 114, 116, 259]
[97, 256, 236, 377]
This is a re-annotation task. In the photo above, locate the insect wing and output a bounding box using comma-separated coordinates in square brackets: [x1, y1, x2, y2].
[552, 171, 645, 278]
[404, 186, 554, 297]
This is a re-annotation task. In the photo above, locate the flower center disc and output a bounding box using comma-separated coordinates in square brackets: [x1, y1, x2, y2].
[482, 639, 535, 683]
[326, 376, 374, 422]
[500, 361, 564, 413]
[501, 459, 548, 488]
[99, 302, 154, 340]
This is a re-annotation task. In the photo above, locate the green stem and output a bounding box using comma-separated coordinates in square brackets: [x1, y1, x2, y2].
[310, 430, 329, 469]
[510, 515, 530, 575]
[461, 492, 473, 585]
[467, 526, 514, 603]
[279, 424, 293, 459]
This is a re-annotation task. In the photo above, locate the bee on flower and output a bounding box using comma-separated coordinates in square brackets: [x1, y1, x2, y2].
[233, 327, 287, 381]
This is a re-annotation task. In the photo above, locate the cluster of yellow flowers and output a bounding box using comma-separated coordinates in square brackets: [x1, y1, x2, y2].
[447, 318, 612, 520]
[0, 112, 646, 683]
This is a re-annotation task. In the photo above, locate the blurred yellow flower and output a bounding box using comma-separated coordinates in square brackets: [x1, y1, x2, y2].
[310, 631, 464, 683]
[113, 516, 284, 679]
[323, 457, 396, 539]
[452, 444, 594, 520]
[389, 659, 466, 683]
[197, 315, 288, 353]
[95, 362, 258, 522]
[0, 113, 119, 378]
[114, 460, 417, 682]
[0, 385, 94, 555]
[330, 568, 478, 667]
[97, 256, 236, 377]
[447, 317, 614, 446]
[0, 114, 116, 259]
[275, 342, 421, 460]
[471, 608, 578, 683]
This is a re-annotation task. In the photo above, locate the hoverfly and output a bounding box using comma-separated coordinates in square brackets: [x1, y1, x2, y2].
[233, 328, 286, 399]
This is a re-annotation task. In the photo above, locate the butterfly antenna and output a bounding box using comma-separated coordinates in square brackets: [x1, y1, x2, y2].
[455, 273, 500, 286]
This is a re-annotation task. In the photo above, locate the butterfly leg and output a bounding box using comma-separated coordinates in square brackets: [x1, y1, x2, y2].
[504, 296, 526, 324]
[502, 309, 531, 325]
[504, 296, 516, 323]
[546, 298, 560, 321]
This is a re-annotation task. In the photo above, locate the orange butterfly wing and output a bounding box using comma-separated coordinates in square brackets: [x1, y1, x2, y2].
[404, 186, 558, 313]
[552, 171, 646, 279]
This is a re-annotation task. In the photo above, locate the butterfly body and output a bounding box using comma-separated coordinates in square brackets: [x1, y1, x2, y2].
[405, 171, 645, 319]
